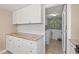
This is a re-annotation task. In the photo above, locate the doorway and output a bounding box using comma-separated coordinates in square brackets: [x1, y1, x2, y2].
[45, 4, 67, 54]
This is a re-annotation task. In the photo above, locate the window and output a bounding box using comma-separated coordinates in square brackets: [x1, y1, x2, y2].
[48, 17, 62, 29]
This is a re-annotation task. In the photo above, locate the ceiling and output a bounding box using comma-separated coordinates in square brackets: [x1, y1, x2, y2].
[0, 4, 30, 12]
[46, 5, 64, 18]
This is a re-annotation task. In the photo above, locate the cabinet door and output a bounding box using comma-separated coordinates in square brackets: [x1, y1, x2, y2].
[6, 36, 17, 53]
[16, 8, 30, 24]
[29, 5, 42, 23]
[13, 38, 23, 54]
[15, 9, 23, 24]
[20, 39, 37, 54]
[14, 37, 37, 54]
[12, 5, 42, 24]
[6, 35, 41, 54]
[13, 10, 21, 24]
[13, 9, 29, 24]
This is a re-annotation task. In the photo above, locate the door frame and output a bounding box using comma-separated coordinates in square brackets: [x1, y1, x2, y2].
[43, 4, 67, 54]
[62, 4, 67, 53]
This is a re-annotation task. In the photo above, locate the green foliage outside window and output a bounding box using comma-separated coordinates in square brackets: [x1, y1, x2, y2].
[48, 17, 62, 29]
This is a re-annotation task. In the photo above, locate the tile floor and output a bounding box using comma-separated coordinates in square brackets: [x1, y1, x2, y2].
[46, 39, 63, 54]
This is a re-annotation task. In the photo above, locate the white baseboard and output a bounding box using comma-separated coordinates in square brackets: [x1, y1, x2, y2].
[0, 49, 7, 54]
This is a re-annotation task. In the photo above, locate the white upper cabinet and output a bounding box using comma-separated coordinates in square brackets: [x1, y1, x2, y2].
[12, 5, 42, 24]
[28, 5, 42, 23]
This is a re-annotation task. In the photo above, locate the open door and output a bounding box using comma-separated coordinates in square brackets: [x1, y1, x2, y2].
[62, 5, 67, 53]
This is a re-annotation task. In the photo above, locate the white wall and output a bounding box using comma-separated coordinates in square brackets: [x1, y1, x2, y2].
[71, 4, 79, 39]
[67, 4, 79, 53]
[17, 24, 44, 35]
[0, 9, 16, 51]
